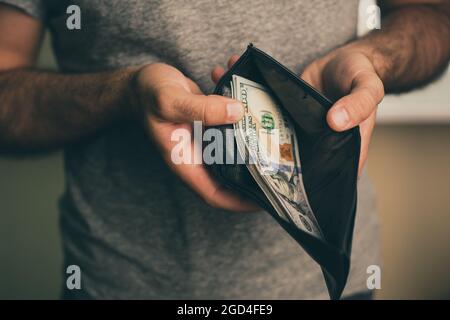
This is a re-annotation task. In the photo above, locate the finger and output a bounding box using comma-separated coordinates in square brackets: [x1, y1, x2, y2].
[211, 54, 240, 85]
[166, 143, 259, 211]
[211, 66, 225, 84]
[358, 111, 376, 176]
[227, 55, 240, 69]
[152, 122, 259, 212]
[170, 159, 259, 212]
[208, 184, 261, 212]
[300, 62, 323, 91]
[165, 88, 244, 125]
[327, 70, 384, 131]
[182, 166, 260, 212]
[185, 78, 203, 95]
[300, 71, 313, 86]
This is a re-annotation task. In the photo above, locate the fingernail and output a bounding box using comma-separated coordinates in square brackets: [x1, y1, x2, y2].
[332, 107, 350, 129]
[226, 102, 244, 122]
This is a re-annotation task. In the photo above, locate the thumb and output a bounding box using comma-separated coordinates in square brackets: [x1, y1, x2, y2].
[172, 90, 245, 126]
[327, 70, 384, 131]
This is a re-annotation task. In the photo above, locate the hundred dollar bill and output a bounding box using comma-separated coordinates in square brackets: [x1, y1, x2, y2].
[231, 75, 324, 240]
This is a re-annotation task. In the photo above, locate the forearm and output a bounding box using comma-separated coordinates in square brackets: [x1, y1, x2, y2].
[346, 4, 450, 92]
[0, 67, 137, 152]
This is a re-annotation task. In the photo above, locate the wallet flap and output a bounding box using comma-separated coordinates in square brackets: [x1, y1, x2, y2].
[208, 44, 360, 299]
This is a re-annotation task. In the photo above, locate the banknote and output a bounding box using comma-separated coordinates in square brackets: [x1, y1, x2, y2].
[231, 75, 324, 240]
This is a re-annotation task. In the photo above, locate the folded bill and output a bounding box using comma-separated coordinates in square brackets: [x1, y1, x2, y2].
[231, 75, 324, 240]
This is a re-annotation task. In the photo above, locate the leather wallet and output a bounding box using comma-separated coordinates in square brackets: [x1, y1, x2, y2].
[208, 44, 361, 299]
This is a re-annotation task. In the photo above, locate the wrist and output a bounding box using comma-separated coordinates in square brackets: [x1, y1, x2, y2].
[125, 63, 168, 120]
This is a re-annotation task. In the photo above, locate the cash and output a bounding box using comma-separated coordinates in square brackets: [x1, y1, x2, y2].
[231, 75, 324, 240]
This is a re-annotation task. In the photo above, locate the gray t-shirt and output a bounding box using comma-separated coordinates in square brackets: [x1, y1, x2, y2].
[3, 0, 380, 299]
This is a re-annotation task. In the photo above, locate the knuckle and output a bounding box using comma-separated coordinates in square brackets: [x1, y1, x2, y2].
[339, 100, 364, 125]
[353, 101, 371, 122]
[361, 90, 379, 111]
[152, 89, 171, 118]
[202, 96, 219, 123]
[176, 96, 202, 121]
[355, 72, 385, 101]
[345, 93, 376, 124]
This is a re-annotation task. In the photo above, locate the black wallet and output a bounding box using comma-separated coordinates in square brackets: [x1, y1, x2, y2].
[208, 44, 361, 299]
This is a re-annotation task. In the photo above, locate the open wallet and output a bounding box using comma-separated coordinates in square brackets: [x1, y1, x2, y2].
[207, 44, 361, 300]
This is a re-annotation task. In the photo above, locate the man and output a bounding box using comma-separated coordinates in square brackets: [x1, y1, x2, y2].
[0, 0, 448, 299]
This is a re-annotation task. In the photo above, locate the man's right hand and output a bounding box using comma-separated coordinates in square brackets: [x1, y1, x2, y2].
[0, 3, 257, 212]
[132, 63, 259, 212]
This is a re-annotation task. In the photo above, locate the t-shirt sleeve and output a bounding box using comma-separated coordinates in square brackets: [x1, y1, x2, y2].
[0, 0, 46, 21]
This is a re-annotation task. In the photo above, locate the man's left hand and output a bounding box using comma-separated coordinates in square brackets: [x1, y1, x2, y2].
[301, 48, 384, 175]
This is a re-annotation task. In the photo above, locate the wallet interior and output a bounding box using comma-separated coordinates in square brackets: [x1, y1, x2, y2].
[209, 44, 361, 299]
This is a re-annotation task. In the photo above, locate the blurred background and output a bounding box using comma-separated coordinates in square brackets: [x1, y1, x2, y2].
[1, 2, 450, 299]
